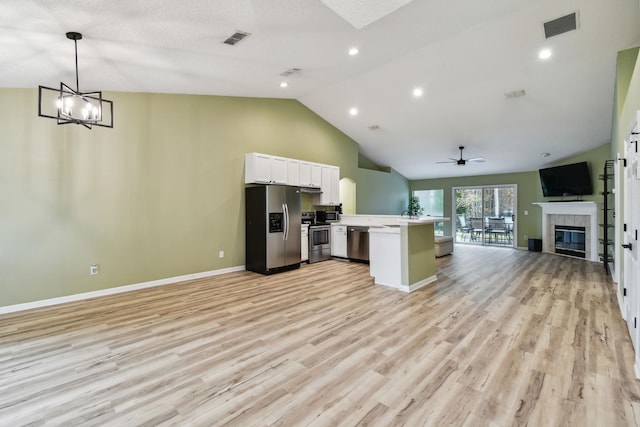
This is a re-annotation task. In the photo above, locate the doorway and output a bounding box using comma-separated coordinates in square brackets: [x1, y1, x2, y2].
[339, 177, 356, 214]
[622, 111, 639, 368]
[454, 185, 517, 247]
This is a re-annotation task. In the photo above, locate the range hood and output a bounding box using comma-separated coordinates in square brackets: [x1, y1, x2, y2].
[300, 187, 322, 194]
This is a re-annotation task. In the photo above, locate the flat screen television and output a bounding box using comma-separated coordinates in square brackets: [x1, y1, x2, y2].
[538, 161, 593, 197]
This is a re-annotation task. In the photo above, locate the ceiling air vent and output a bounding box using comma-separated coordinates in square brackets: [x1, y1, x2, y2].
[543, 12, 578, 39]
[222, 31, 251, 46]
[280, 68, 301, 77]
[504, 89, 526, 99]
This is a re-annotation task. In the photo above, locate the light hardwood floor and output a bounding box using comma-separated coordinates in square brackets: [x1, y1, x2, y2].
[1, 245, 639, 426]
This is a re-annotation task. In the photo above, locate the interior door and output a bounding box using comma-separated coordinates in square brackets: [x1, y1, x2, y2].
[624, 114, 640, 353]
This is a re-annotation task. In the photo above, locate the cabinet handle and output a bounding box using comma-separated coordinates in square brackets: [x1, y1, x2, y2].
[622, 243, 633, 251]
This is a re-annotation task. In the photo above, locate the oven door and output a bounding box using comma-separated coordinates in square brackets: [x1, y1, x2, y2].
[310, 226, 330, 250]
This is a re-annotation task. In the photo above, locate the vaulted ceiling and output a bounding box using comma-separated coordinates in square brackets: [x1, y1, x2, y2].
[2, 0, 639, 179]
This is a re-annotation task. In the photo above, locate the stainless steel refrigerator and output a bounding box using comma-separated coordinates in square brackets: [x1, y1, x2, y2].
[245, 185, 301, 274]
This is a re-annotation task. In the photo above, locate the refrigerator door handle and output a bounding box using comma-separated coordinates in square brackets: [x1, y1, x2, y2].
[283, 203, 288, 240]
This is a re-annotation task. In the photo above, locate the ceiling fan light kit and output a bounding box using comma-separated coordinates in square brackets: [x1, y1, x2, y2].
[436, 146, 485, 166]
[38, 32, 113, 129]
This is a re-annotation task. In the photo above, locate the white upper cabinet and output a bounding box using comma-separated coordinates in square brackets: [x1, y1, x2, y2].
[314, 165, 340, 205]
[270, 156, 288, 184]
[246, 153, 338, 197]
[299, 161, 311, 187]
[245, 153, 272, 183]
[245, 153, 288, 184]
[310, 163, 322, 188]
[299, 161, 322, 188]
[287, 159, 300, 186]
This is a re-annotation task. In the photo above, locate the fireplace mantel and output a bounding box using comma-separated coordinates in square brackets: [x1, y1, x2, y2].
[533, 201, 599, 262]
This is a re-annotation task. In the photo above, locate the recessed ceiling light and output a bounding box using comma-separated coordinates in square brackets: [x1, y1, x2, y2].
[280, 81, 288, 88]
[413, 87, 424, 97]
[348, 47, 359, 56]
[349, 107, 358, 116]
[538, 48, 552, 60]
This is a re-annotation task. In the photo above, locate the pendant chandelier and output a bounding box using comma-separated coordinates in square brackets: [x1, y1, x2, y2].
[38, 32, 113, 129]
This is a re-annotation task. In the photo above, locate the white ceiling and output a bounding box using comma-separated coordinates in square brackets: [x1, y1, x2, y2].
[1, 0, 639, 180]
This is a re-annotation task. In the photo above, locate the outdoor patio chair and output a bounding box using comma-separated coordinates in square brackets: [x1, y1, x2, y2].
[457, 215, 472, 241]
[488, 218, 508, 244]
[470, 218, 485, 242]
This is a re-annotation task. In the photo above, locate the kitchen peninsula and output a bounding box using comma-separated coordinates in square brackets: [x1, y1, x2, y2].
[337, 215, 449, 292]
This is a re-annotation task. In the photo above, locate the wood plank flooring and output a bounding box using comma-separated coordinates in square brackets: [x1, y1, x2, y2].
[1, 245, 639, 426]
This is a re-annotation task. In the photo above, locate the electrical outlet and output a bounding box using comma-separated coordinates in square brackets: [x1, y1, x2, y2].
[219, 251, 224, 258]
[524, 235, 528, 242]
[90, 264, 99, 275]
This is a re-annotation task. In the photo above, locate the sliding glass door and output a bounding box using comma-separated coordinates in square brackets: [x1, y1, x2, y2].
[454, 185, 516, 247]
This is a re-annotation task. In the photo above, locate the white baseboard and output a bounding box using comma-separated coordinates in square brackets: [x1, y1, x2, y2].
[400, 274, 438, 293]
[617, 289, 627, 321]
[375, 275, 438, 293]
[0, 265, 246, 315]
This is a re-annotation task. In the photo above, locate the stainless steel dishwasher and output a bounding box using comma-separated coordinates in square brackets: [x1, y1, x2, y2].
[347, 226, 369, 262]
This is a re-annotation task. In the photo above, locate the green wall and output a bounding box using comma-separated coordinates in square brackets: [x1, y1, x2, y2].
[409, 143, 611, 247]
[356, 167, 409, 215]
[0, 88, 404, 306]
[411, 171, 541, 246]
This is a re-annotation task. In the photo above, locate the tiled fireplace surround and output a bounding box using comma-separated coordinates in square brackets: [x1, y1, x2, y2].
[534, 202, 599, 262]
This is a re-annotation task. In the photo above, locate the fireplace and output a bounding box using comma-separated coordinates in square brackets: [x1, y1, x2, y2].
[554, 225, 586, 258]
[533, 202, 599, 262]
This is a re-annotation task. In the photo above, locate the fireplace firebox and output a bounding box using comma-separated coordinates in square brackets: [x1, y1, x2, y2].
[554, 225, 586, 258]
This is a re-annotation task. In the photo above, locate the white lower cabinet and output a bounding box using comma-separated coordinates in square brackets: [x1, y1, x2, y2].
[301, 225, 309, 262]
[331, 225, 347, 258]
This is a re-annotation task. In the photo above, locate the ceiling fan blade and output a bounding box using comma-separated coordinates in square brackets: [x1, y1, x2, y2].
[436, 147, 485, 165]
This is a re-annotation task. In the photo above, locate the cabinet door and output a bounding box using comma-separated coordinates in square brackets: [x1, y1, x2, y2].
[310, 163, 322, 187]
[301, 227, 308, 261]
[271, 156, 288, 184]
[299, 162, 311, 187]
[287, 159, 300, 186]
[332, 225, 347, 257]
[320, 165, 332, 205]
[248, 153, 273, 183]
[331, 226, 339, 256]
[316, 165, 340, 205]
[329, 166, 340, 205]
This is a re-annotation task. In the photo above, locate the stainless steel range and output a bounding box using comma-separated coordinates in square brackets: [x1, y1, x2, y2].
[302, 212, 331, 263]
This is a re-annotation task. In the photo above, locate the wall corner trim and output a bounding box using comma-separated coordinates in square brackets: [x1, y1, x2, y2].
[0, 265, 246, 315]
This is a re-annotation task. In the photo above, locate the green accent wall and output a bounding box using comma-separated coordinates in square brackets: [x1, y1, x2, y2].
[402, 223, 435, 285]
[0, 88, 405, 306]
[356, 167, 409, 215]
[409, 143, 611, 247]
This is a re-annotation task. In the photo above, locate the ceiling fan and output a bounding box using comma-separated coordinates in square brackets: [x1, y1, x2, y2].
[436, 146, 485, 166]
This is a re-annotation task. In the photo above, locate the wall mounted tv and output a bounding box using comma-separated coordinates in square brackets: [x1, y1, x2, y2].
[538, 161, 593, 197]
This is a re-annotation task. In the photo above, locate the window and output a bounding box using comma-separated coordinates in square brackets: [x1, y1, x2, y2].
[413, 189, 444, 236]
[454, 185, 516, 247]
